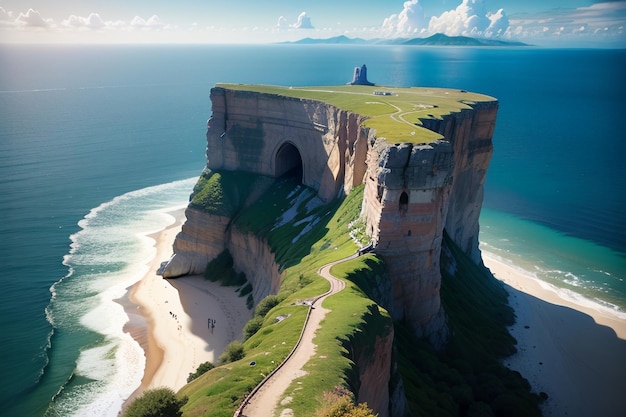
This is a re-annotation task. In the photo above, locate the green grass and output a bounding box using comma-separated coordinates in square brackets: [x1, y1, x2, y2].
[189, 168, 275, 216]
[180, 180, 377, 416]
[217, 83, 496, 144]
[335, 254, 392, 310]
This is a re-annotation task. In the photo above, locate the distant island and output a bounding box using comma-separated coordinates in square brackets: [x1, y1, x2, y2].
[282, 33, 529, 47]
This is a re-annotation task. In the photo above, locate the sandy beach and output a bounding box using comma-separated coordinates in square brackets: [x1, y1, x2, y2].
[123, 208, 251, 403]
[482, 251, 626, 417]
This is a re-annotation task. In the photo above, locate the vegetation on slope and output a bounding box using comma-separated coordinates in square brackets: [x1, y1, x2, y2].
[178, 173, 391, 416]
[280, 263, 392, 415]
[218, 83, 496, 144]
[174, 168, 541, 417]
[335, 232, 543, 416]
[123, 388, 187, 417]
[187, 362, 214, 384]
[316, 386, 378, 417]
[189, 168, 273, 217]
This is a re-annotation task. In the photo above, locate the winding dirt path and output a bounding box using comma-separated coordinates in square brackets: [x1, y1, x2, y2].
[235, 254, 356, 417]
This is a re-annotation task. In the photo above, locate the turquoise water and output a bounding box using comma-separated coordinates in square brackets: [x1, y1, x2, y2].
[0, 44, 624, 416]
[480, 208, 626, 312]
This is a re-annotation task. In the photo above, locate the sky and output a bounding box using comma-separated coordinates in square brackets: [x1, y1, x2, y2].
[0, 0, 624, 47]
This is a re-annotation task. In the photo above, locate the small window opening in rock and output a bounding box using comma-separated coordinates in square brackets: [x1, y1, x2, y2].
[407, 230, 411, 236]
[399, 191, 409, 214]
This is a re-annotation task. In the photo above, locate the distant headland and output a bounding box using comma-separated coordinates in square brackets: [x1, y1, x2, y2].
[282, 32, 530, 47]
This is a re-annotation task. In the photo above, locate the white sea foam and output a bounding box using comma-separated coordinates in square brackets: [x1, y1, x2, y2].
[70, 334, 146, 417]
[482, 250, 626, 321]
[46, 178, 196, 416]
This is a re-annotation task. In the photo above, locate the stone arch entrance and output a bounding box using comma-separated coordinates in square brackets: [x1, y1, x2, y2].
[275, 142, 303, 183]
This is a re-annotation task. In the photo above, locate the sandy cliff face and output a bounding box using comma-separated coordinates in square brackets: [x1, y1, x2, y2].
[227, 229, 281, 304]
[361, 140, 455, 345]
[356, 330, 394, 417]
[441, 103, 497, 264]
[163, 208, 281, 309]
[162, 207, 229, 278]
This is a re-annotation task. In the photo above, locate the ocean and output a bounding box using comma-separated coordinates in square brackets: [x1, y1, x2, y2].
[0, 44, 624, 416]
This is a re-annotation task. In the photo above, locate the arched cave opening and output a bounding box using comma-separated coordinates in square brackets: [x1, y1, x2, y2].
[275, 142, 303, 183]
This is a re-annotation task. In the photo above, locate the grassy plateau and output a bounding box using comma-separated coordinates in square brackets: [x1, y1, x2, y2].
[217, 83, 496, 145]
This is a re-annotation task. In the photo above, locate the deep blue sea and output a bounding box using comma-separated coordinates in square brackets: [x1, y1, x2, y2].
[1, 44, 624, 416]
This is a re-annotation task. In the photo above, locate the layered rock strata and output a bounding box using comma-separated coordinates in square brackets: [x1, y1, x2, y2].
[162, 207, 228, 278]
[361, 140, 454, 344]
[162, 208, 281, 304]
[205, 87, 372, 202]
[360, 103, 497, 343]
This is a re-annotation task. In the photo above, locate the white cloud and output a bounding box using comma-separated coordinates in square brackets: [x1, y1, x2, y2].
[428, 0, 501, 37]
[63, 13, 105, 29]
[277, 16, 288, 30]
[275, 12, 314, 31]
[15, 8, 51, 28]
[486, 9, 509, 37]
[507, 1, 626, 45]
[2, 8, 171, 35]
[0, 6, 13, 22]
[130, 15, 164, 29]
[294, 12, 314, 29]
[382, 0, 427, 36]
[381, 0, 509, 38]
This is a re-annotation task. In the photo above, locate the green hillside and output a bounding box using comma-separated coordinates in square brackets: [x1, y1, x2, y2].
[178, 171, 391, 416]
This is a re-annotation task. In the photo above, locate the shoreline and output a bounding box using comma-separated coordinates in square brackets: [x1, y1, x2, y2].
[482, 251, 626, 417]
[121, 208, 251, 408]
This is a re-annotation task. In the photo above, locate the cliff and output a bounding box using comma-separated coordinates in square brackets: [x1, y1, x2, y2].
[163, 83, 497, 415]
[161, 207, 229, 278]
[165, 84, 497, 341]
